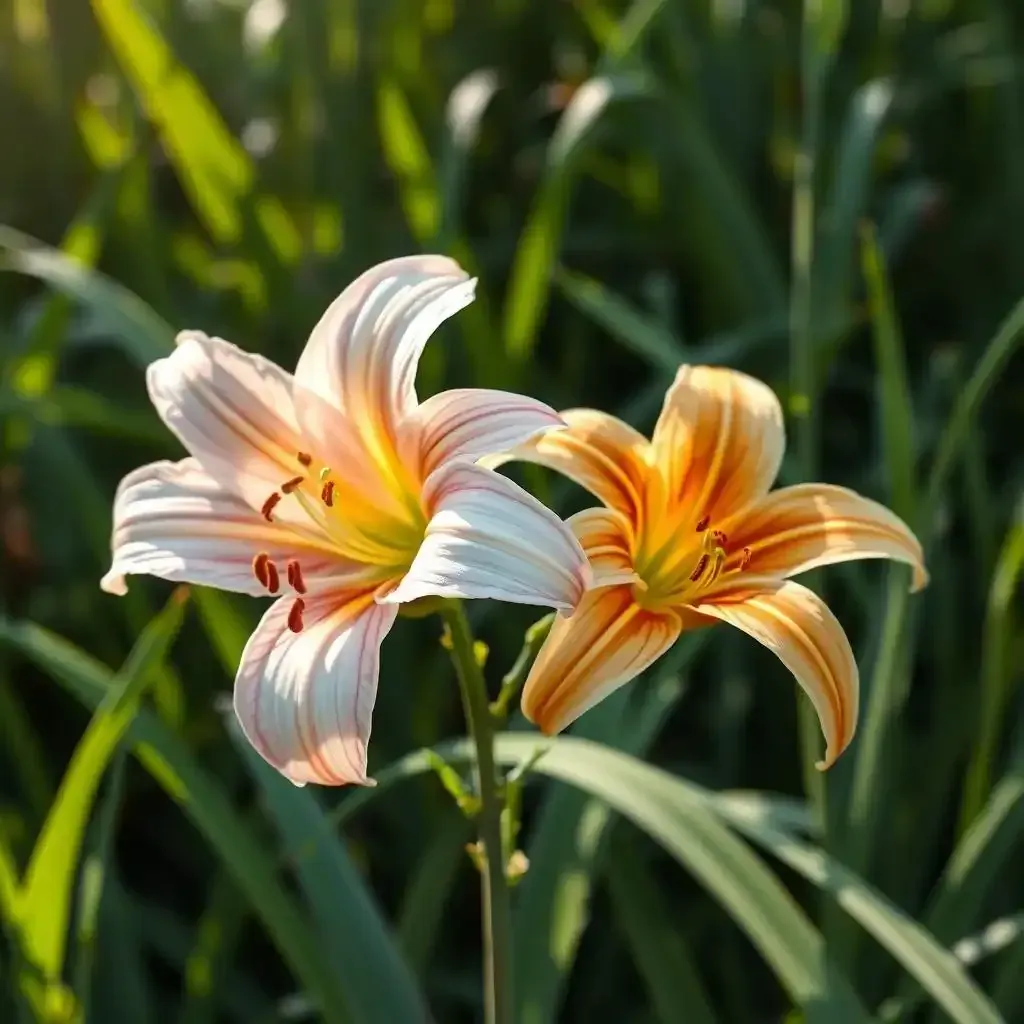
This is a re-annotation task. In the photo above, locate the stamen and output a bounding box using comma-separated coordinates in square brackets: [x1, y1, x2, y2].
[265, 560, 280, 594]
[296, 451, 313, 467]
[704, 550, 727, 588]
[695, 514, 710, 532]
[287, 598, 306, 633]
[739, 547, 752, 571]
[712, 530, 728, 545]
[318, 466, 332, 482]
[252, 552, 270, 589]
[321, 480, 335, 507]
[689, 554, 709, 582]
[286, 560, 307, 595]
[261, 493, 281, 522]
[281, 475, 304, 495]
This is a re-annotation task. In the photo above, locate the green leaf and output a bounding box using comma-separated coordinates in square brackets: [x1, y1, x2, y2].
[0, 617, 356, 1024]
[16, 588, 188, 993]
[233, 736, 430, 1024]
[0, 225, 175, 366]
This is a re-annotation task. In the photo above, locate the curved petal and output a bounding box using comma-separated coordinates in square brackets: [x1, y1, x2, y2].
[293, 255, 475, 469]
[691, 577, 858, 770]
[649, 365, 784, 528]
[399, 387, 564, 482]
[489, 408, 651, 521]
[233, 590, 398, 787]
[718, 484, 928, 591]
[381, 463, 591, 611]
[522, 585, 681, 734]
[568, 507, 640, 587]
[148, 332, 310, 519]
[101, 459, 372, 596]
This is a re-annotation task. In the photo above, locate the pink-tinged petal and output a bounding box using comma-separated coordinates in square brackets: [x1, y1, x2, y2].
[381, 463, 591, 612]
[294, 256, 475, 467]
[716, 484, 928, 592]
[233, 590, 398, 787]
[522, 585, 681, 734]
[648, 365, 785, 531]
[101, 459, 379, 597]
[691, 576, 858, 770]
[568, 507, 640, 587]
[489, 408, 651, 522]
[399, 388, 564, 482]
[148, 332, 309, 520]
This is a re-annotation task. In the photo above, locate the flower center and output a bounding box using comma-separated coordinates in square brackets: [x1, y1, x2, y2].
[633, 513, 751, 609]
[250, 449, 427, 630]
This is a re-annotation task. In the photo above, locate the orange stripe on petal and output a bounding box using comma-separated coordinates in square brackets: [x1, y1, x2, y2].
[649, 365, 784, 529]
[691, 577, 859, 770]
[522, 585, 681, 734]
[717, 484, 928, 591]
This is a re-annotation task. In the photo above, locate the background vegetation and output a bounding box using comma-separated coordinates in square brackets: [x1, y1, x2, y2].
[1, 0, 1022, 1021]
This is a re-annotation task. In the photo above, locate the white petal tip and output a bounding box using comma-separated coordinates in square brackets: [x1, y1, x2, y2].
[174, 329, 209, 348]
[101, 571, 128, 596]
[287, 776, 308, 789]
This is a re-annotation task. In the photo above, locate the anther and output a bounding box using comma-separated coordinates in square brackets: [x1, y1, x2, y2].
[252, 552, 270, 589]
[321, 480, 335, 507]
[695, 514, 710, 532]
[265, 560, 280, 595]
[287, 598, 306, 633]
[296, 451, 313, 467]
[712, 530, 728, 545]
[281, 475, 304, 494]
[739, 547, 752, 571]
[286, 559, 307, 595]
[261, 493, 281, 522]
[689, 554, 710, 583]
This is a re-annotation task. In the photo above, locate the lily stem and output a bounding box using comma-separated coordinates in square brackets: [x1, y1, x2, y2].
[441, 600, 513, 1024]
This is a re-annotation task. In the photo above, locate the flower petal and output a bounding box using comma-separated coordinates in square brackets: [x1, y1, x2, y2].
[691, 577, 858, 770]
[717, 484, 928, 591]
[101, 459, 371, 596]
[649, 365, 784, 527]
[233, 590, 398, 787]
[568, 507, 640, 587]
[294, 255, 476, 467]
[489, 408, 651, 520]
[148, 332, 309, 518]
[399, 387, 564, 481]
[522, 585, 681, 734]
[381, 463, 591, 611]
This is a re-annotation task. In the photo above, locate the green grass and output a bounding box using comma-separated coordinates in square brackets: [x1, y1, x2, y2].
[1, 0, 1023, 1021]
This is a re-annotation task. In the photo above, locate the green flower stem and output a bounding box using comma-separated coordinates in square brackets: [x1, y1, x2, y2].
[440, 600, 513, 1024]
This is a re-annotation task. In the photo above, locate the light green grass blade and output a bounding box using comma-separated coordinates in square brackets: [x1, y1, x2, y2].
[90, 0, 298, 260]
[15, 588, 187, 1007]
[233, 736, 430, 1024]
[0, 617, 356, 1024]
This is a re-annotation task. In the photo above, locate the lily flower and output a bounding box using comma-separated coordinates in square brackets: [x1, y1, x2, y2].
[495, 365, 928, 769]
[102, 255, 590, 786]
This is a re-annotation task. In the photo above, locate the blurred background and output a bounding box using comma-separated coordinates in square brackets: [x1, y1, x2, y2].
[1, 0, 1023, 1021]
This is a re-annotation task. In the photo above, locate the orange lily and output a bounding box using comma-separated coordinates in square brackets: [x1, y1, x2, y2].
[495, 365, 928, 769]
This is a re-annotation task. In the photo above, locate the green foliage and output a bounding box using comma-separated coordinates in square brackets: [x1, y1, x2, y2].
[1, 0, 1022, 1021]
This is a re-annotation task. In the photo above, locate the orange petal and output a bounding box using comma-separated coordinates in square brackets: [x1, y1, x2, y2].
[691, 577, 858, 770]
[490, 408, 651, 521]
[522, 585, 681, 734]
[567, 507, 640, 587]
[649, 365, 784, 528]
[718, 484, 928, 592]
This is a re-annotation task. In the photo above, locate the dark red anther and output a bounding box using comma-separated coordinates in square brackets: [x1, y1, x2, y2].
[252, 552, 270, 589]
[321, 480, 335, 507]
[287, 598, 306, 633]
[739, 547, 752, 571]
[281, 475, 304, 494]
[261, 492, 281, 522]
[265, 560, 280, 595]
[689, 553, 709, 582]
[713, 530, 728, 546]
[296, 451, 313, 467]
[286, 559, 307, 595]
[695, 514, 710, 532]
